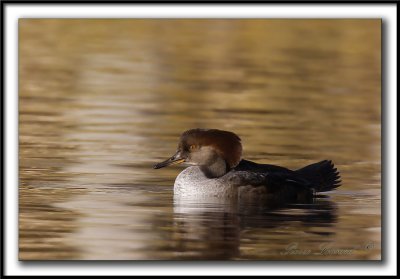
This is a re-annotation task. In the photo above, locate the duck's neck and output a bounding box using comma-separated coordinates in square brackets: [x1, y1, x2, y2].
[200, 156, 228, 178]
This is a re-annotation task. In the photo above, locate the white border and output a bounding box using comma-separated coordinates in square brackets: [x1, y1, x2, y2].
[5, 3, 397, 276]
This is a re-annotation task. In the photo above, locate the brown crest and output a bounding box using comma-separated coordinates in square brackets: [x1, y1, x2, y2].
[179, 128, 243, 168]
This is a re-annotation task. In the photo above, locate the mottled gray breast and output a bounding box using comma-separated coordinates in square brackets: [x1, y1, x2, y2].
[173, 166, 269, 201]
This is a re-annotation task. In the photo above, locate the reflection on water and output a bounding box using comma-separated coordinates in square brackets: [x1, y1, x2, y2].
[173, 197, 339, 260]
[19, 19, 381, 260]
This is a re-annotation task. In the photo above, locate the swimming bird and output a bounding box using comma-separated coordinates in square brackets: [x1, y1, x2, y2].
[154, 128, 341, 204]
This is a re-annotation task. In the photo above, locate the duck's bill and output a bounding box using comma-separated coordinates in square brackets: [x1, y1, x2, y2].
[153, 153, 185, 169]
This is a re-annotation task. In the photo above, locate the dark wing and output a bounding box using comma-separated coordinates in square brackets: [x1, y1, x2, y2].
[234, 159, 291, 173]
[235, 159, 341, 192]
[234, 159, 313, 188]
[233, 160, 315, 203]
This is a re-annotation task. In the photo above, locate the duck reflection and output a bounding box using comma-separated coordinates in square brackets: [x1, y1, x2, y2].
[172, 195, 337, 260]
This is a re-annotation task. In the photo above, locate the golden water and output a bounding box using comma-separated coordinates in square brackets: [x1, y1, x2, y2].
[19, 19, 381, 260]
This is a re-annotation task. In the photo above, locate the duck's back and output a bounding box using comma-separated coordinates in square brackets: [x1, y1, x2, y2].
[234, 159, 341, 193]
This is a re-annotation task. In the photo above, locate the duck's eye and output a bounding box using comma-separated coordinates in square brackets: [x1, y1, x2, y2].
[189, 145, 197, 151]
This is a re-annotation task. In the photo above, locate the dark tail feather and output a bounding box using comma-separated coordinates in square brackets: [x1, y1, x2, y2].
[296, 160, 341, 192]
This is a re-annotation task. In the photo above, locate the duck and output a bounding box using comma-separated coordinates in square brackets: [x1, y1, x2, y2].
[154, 128, 341, 204]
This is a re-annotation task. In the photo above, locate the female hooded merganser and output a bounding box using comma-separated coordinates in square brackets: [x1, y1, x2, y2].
[154, 128, 341, 203]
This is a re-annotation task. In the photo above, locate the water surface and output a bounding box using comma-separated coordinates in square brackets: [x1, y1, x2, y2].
[19, 19, 381, 260]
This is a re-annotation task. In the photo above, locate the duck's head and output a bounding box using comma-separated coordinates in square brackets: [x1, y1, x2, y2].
[153, 128, 242, 178]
